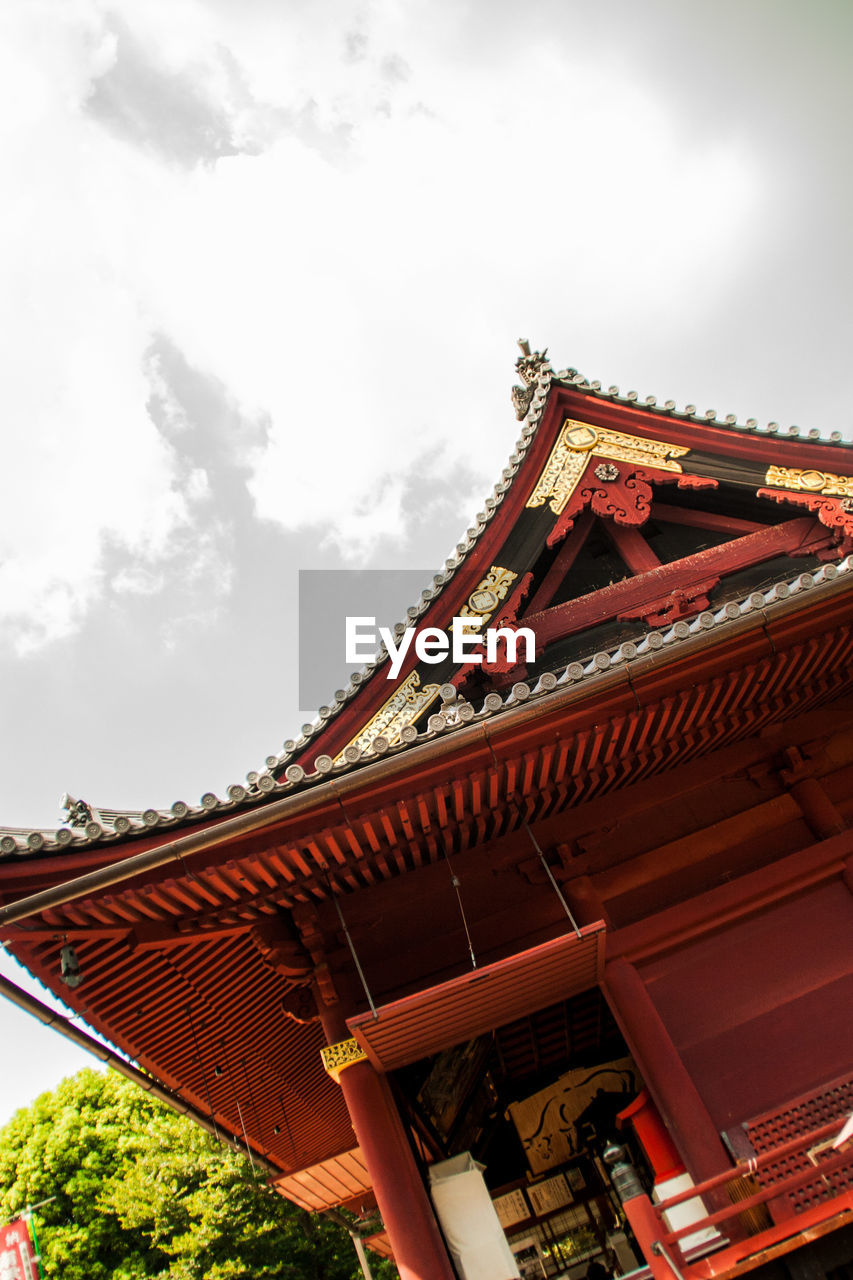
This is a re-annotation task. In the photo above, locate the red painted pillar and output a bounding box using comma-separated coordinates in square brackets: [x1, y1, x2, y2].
[620, 1193, 676, 1280]
[603, 957, 732, 1185]
[315, 994, 456, 1280]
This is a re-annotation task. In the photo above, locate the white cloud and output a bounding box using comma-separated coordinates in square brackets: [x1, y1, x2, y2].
[0, 0, 766, 650]
[135, 33, 761, 545]
[0, 7, 190, 649]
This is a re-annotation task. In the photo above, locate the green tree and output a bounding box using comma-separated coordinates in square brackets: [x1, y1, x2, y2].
[0, 1068, 398, 1280]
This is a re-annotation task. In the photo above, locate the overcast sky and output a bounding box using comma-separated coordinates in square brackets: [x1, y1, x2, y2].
[2, 0, 852, 1124]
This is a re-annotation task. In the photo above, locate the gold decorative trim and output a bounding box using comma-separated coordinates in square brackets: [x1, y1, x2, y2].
[458, 566, 518, 619]
[765, 465, 853, 498]
[321, 1037, 368, 1082]
[337, 671, 441, 760]
[527, 419, 689, 515]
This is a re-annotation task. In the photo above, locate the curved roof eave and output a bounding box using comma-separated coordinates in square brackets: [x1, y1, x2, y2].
[2, 353, 851, 861]
[3, 556, 852, 864]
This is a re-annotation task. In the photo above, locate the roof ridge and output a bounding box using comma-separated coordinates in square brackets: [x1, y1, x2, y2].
[557, 369, 849, 447]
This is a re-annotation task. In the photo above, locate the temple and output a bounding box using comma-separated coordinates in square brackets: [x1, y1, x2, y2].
[2, 346, 853, 1280]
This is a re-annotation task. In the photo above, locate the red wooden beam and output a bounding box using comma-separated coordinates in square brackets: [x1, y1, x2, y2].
[652, 503, 766, 536]
[604, 523, 662, 574]
[525, 510, 595, 614]
[594, 792, 802, 899]
[606, 826, 853, 965]
[526, 517, 834, 647]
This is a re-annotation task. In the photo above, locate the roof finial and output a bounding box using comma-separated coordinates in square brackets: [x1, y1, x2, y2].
[512, 339, 549, 420]
[60, 793, 93, 829]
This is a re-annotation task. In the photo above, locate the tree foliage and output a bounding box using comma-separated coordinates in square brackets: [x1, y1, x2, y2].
[0, 1069, 398, 1280]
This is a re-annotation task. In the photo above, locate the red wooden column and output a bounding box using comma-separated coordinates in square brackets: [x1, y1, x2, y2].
[315, 991, 456, 1280]
[603, 956, 731, 1185]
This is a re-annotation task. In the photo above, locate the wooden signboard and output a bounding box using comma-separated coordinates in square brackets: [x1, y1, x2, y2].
[508, 1056, 635, 1174]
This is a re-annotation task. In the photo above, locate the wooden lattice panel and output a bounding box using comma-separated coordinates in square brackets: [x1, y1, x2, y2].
[747, 1076, 853, 1214]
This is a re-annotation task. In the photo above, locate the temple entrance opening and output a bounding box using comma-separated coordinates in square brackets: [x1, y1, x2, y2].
[392, 985, 648, 1279]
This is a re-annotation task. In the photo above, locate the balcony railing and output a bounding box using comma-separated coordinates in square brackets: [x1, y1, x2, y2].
[616, 1116, 853, 1280]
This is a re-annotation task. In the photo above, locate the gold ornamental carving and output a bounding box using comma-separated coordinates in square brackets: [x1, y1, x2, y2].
[321, 1037, 368, 1083]
[458, 566, 518, 620]
[526, 419, 690, 515]
[337, 671, 441, 759]
[764, 465, 853, 498]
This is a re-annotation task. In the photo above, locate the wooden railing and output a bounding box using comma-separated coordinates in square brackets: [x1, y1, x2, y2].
[618, 1118, 853, 1280]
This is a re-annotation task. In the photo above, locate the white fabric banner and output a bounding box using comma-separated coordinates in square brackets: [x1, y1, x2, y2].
[429, 1153, 520, 1280]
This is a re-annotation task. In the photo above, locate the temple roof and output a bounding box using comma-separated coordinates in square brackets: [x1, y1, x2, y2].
[2, 354, 853, 1193]
[2, 349, 853, 860]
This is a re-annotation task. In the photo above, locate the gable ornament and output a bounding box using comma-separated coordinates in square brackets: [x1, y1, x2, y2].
[511, 339, 550, 420]
[527, 419, 689, 516]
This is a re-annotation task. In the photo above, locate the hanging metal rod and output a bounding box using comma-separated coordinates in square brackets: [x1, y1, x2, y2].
[332, 889, 378, 1020]
[520, 815, 582, 938]
[445, 855, 477, 969]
